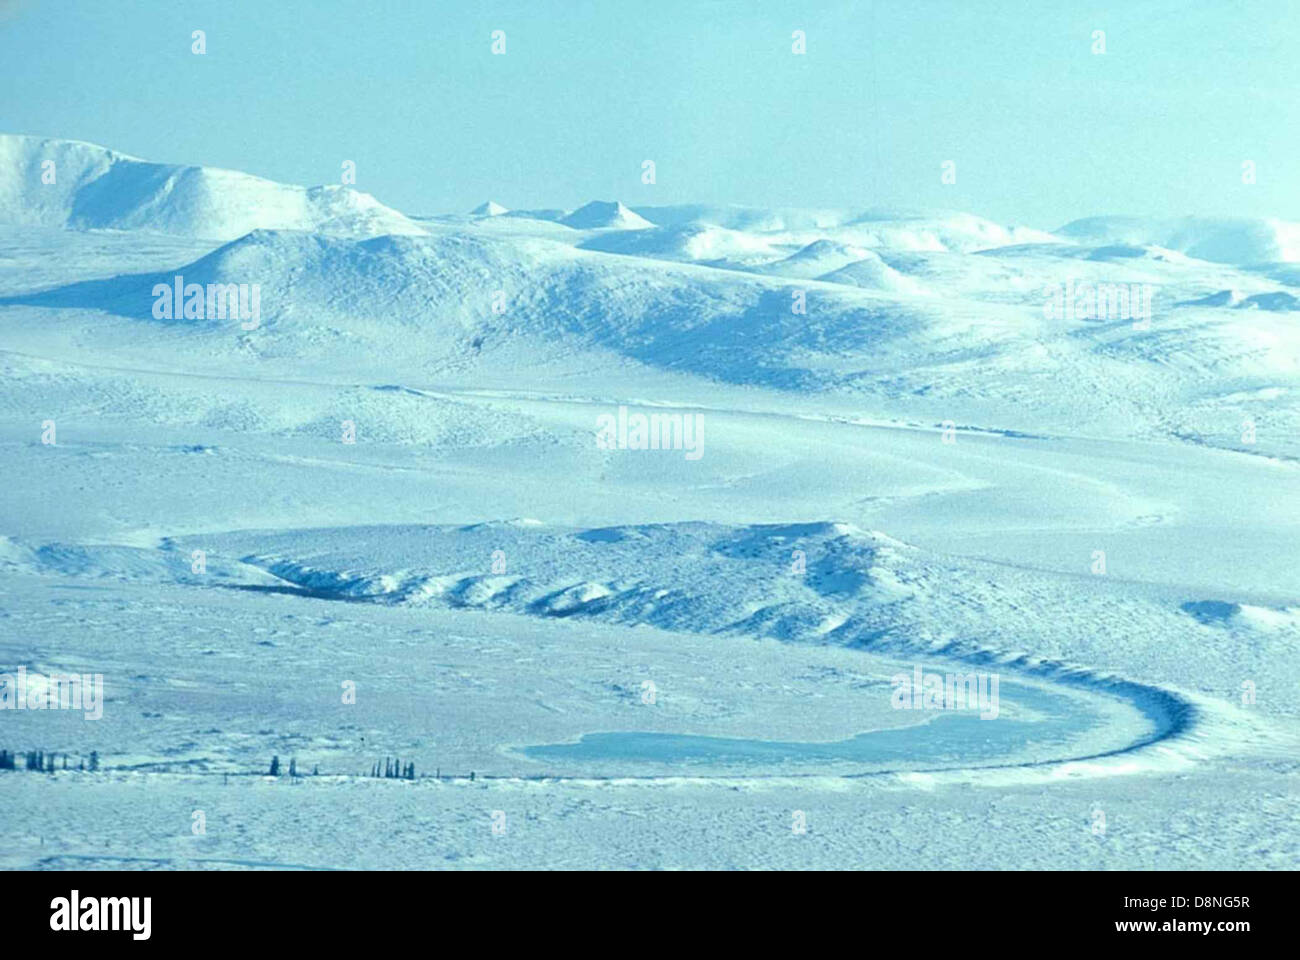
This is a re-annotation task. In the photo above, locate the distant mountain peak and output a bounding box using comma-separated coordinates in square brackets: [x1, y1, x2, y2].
[560, 200, 654, 230]
[470, 200, 509, 217]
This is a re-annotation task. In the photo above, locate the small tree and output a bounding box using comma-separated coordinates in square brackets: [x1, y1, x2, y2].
[289, 757, 297, 778]
[88, 751, 99, 772]
[268, 755, 281, 777]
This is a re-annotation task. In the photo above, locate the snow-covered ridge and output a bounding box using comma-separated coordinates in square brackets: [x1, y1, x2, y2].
[0, 134, 424, 240]
[5, 133, 1300, 454]
[226, 521, 1299, 784]
[1058, 215, 1300, 265]
[136, 520, 1296, 781]
[7, 134, 1300, 274]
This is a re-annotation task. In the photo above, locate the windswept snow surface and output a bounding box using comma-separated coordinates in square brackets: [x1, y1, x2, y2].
[1, 138, 1298, 870]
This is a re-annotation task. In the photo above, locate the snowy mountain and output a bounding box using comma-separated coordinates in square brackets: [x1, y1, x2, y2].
[3, 137, 1298, 448]
[1057, 215, 1300, 265]
[0, 134, 423, 240]
[560, 199, 654, 230]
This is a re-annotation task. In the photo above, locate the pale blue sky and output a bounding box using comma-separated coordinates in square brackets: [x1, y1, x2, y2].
[1, 0, 1296, 228]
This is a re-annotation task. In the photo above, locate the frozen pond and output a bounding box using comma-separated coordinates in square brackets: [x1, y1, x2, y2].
[520, 678, 1162, 776]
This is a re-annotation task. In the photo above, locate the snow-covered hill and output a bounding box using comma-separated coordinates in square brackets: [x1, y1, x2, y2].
[0, 135, 423, 240]
[580, 221, 783, 265]
[560, 199, 655, 230]
[1058, 215, 1300, 265]
[3, 134, 1300, 472]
